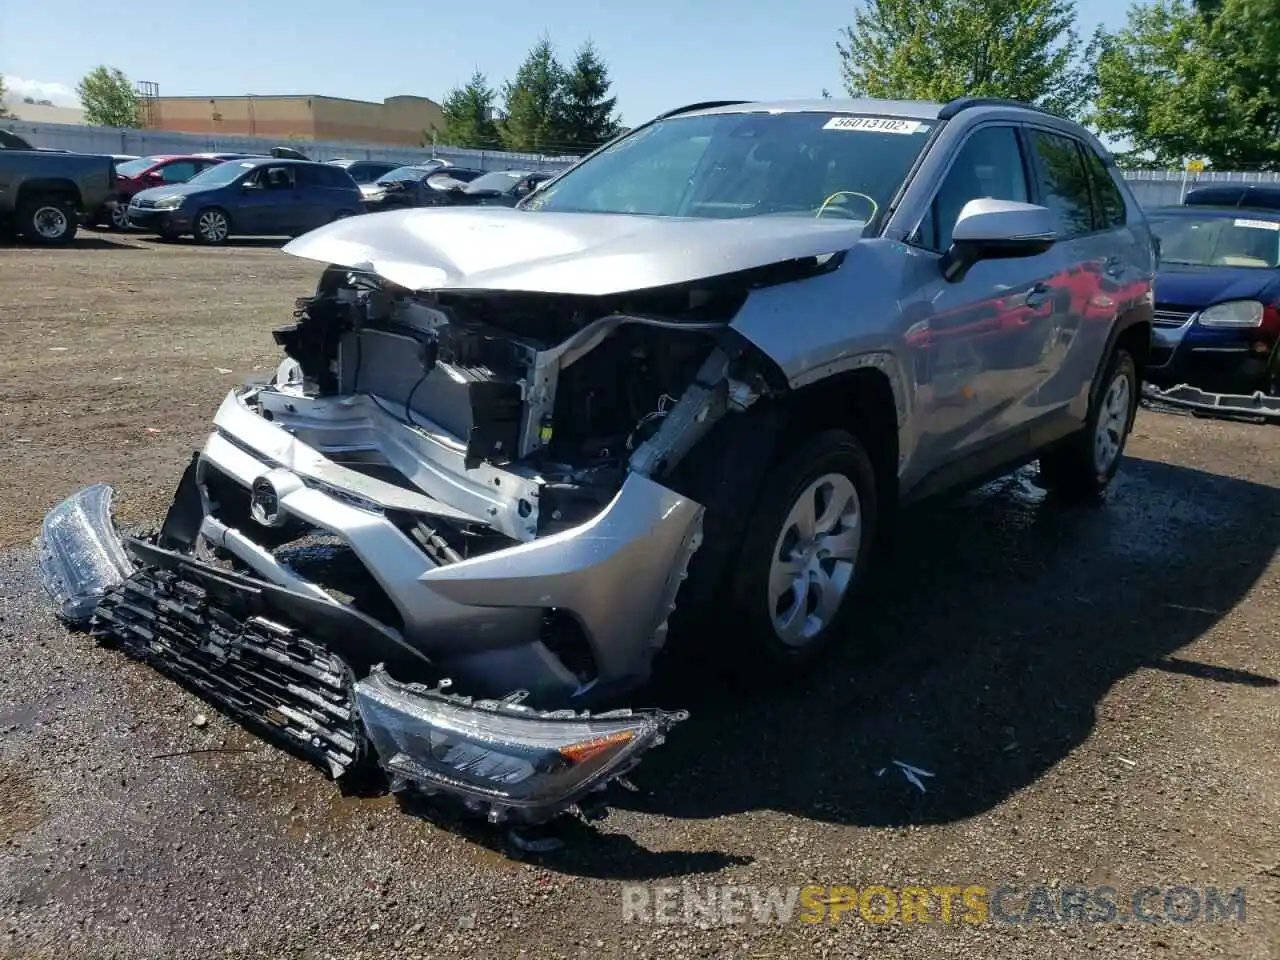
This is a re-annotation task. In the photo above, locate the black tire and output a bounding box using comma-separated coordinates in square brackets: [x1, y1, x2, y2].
[1038, 347, 1138, 501]
[725, 429, 879, 671]
[18, 196, 78, 246]
[192, 207, 231, 245]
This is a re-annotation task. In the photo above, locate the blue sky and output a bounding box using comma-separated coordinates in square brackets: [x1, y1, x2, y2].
[2, 0, 1131, 125]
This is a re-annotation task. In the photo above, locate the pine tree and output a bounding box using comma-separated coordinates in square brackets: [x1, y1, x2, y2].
[438, 71, 500, 149]
[499, 38, 567, 152]
[560, 41, 621, 153]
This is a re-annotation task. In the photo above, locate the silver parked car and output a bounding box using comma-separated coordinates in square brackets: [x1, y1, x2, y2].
[39, 96, 1155, 824]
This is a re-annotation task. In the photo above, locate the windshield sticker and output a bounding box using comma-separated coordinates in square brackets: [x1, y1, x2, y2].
[823, 116, 926, 134]
[1233, 218, 1280, 231]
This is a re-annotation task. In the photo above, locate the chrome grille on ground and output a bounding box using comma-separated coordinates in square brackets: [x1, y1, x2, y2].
[94, 566, 365, 777]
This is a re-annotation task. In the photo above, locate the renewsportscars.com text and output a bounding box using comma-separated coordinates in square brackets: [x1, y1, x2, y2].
[621, 884, 1247, 925]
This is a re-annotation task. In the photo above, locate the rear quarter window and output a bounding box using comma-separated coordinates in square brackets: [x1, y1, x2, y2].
[1081, 147, 1126, 229]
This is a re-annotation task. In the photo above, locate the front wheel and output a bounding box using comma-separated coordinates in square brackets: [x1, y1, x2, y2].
[1038, 348, 1138, 500]
[109, 201, 132, 231]
[728, 429, 878, 670]
[193, 207, 231, 245]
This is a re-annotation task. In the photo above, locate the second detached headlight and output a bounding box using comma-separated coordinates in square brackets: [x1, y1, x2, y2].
[1198, 300, 1265, 327]
[354, 666, 686, 823]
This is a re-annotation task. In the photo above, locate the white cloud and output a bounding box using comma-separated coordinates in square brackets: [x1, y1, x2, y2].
[2, 76, 80, 107]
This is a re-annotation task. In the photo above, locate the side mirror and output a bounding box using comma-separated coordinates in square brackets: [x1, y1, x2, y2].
[940, 199, 1058, 283]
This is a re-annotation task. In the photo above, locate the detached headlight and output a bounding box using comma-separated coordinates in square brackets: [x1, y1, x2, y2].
[354, 666, 686, 823]
[1197, 300, 1265, 327]
[38, 483, 134, 623]
[153, 195, 185, 210]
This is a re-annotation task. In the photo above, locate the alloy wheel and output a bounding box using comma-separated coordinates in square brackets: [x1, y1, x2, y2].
[197, 210, 229, 243]
[768, 472, 862, 647]
[1093, 370, 1132, 474]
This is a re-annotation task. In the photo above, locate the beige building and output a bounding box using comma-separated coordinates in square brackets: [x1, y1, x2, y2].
[146, 94, 444, 146]
[2, 100, 87, 124]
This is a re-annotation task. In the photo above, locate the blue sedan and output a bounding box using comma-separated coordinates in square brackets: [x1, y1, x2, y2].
[1147, 205, 1280, 395]
[127, 158, 363, 245]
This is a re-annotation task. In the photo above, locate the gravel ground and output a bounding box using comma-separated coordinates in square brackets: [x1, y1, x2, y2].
[0, 234, 1277, 959]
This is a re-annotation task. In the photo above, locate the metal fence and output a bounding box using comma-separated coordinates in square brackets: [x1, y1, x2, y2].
[7, 118, 1280, 204]
[0, 119, 579, 174]
[1121, 169, 1280, 208]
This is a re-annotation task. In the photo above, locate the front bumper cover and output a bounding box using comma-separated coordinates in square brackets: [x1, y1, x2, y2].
[1141, 382, 1280, 424]
[37, 485, 688, 824]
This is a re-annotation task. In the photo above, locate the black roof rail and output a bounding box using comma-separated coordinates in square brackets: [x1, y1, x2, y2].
[653, 100, 751, 121]
[937, 96, 1054, 120]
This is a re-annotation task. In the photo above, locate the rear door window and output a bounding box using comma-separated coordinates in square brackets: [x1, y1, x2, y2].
[1028, 130, 1095, 237]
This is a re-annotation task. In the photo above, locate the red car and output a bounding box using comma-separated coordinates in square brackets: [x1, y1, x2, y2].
[93, 155, 225, 230]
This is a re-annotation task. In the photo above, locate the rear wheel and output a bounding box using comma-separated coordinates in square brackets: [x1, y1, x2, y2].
[193, 207, 230, 245]
[1038, 347, 1138, 500]
[19, 196, 78, 246]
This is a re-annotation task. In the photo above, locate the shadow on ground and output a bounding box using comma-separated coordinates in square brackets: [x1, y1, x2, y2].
[395, 453, 1277, 879]
[619, 456, 1278, 830]
[137, 236, 289, 249]
[0, 235, 143, 251]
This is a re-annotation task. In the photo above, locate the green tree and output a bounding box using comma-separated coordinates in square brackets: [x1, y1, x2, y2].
[76, 66, 141, 127]
[438, 71, 501, 149]
[500, 38, 567, 152]
[1092, 0, 1280, 169]
[836, 0, 1100, 118]
[560, 41, 621, 153]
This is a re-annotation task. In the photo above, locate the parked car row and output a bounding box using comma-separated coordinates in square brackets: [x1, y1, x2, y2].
[118, 156, 556, 243]
[1, 130, 549, 246]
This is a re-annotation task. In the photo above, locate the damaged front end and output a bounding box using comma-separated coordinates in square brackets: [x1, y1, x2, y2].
[37, 218, 821, 823]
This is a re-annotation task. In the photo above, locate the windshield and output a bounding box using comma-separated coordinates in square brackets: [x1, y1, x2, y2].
[1150, 213, 1280, 269]
[525, 112, 935, 221]
[466, 171, 524, 193]
[377, 165, 436, 184]
[116, 157, 165, 177]
[185, 160, 256, 187]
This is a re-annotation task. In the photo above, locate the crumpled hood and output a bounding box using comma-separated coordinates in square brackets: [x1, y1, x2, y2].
[1155, 263, 1280, 307]
[282, 206, 865, 296]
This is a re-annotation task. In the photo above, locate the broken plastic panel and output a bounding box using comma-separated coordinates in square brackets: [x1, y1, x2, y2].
[354, 666, 687, 824]
[38, 484, 135, 623]
[1142, 383, 1280, 423]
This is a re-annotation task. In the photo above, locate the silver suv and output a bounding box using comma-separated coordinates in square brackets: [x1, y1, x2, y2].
[39, 96, 1155, 824]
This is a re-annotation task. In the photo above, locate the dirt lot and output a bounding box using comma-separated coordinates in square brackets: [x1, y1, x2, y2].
[0, 234, 1277, 960]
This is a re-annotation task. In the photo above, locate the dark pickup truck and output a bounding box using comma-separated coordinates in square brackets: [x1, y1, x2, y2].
[0, 130, 117, 245]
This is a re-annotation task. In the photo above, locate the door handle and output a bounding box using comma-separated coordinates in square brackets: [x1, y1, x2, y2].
[1024, 283, 1050, 308]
